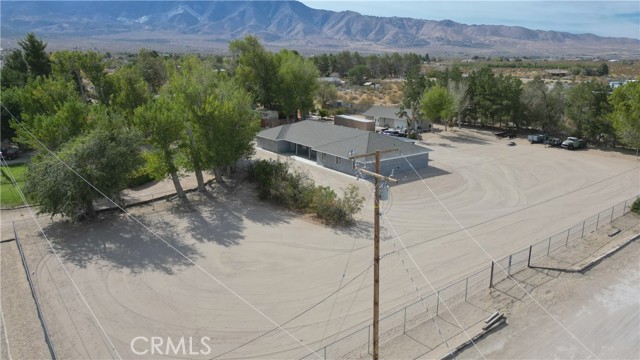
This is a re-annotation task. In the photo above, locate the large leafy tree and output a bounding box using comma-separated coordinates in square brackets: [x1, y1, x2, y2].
[50, 50, 113, 104]
[134, 96, 187, 199]
[521, 77, 565, 132]
[609, 81, 640, 152]
[199, 78, 260, 181]
[137, 49, 168, 94]
[315, 82, 338, 110]
[229, 35, 279, 109]
[565, 81, 612, 140]
[24, 125, 143, 220]
[111, 66, 151, 116]
[421, 85, 455, 128]
[275, 50, 319, 121]
[13, 77, 89, 151]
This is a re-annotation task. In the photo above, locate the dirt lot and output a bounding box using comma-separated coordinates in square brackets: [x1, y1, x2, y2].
[2, 125, 639, 359]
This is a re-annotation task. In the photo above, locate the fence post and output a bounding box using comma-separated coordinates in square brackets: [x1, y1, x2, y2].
[436, 291, 440, 315]
[623, 200, 628, 215]
[565, 228, 570, 246]
[611, 207, 615, 222]
[508, 255, 512, 275]
[151, 193, 155, 210]
[581, 221, 585, 237]
[527, 245, 532, 267]
[324, 346, 327, 360]
[368, 325, 371, 355]
[547, 237, 552, 256]
[489, 262, 494, 288]
[403, 307, 407, 333]
[464, 277, 469, 301]
[596, 213, 600, 229]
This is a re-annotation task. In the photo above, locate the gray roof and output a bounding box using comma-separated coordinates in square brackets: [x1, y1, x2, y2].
[362, 106, 413, 120]
[257, 120, 429, 160]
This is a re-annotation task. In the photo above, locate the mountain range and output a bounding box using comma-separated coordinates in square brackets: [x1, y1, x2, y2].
[1, 1, 638, 57]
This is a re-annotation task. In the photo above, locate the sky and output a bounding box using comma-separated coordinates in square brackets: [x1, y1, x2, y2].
[301, 1, 640, 39]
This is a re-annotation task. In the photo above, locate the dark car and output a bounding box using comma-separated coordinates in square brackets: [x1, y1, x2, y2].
[0, 147, 19, 160]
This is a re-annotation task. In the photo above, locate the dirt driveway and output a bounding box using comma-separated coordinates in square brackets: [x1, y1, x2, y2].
[3, 125, 638, 359]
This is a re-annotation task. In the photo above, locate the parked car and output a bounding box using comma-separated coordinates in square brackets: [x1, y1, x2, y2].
[544, 137, 563, 147]
[561, 137, 587, 150]
[527, 134, 548, 144]
[0, 147, 18, 160]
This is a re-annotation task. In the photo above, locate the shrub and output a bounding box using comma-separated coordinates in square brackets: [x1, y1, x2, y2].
[632, 198, 640, 215]
[248, 160, 365, 226]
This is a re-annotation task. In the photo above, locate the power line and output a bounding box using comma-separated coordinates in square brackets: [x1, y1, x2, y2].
[0, 156, 121, 359]
[398, 149, 603, 359]
[1, 103, 322, 359]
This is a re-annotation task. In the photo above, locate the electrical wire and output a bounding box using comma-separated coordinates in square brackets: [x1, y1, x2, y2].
[1, 104, 322, 359]
[398, 149, 603, 359]
[0, 156, 121, 359]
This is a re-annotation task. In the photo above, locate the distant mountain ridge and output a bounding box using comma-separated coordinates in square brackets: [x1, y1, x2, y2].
[2, 1, 638, 57]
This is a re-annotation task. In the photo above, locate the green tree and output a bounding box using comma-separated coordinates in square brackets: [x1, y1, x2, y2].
[399, 65, 429, 132]
[134, 96, 187, 199]
[468, 67, 499, 125]
[13, 77, 89, 151]
[111, 66, 151, 115]
[447, 79, 470, 129]
[50, 50, 113, 104]
[0, 49, 28, 89]
[229, 35, 279, 109]
[421, 85, 455, 128]
[24, 126, 143, 220]
[17, 33, 51, 79]
[565, 81, 612, 140]
[316, 82, 338, 109]
[276, 50, 319, 121]
[609, 81, 640, 152]
[521, 77, 564, 132]
[347, 64, 369, 86]
[199, 78, 261, 182]
[137, 49, 167, 94]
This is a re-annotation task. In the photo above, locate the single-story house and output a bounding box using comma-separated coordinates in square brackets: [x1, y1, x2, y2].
[362, 106, 431, 132]
[256, 120, 430, 177]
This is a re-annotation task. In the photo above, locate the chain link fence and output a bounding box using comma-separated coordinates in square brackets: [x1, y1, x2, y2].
[300, 194, 639, 359]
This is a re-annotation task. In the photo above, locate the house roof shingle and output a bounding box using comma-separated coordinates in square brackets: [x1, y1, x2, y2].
[257, 120, 429, 160]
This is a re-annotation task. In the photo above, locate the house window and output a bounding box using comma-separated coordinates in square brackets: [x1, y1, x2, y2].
[336, 157, 342, 165]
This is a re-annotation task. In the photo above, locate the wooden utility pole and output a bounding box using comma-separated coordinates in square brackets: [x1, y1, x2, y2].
[350, 149, 397, 360]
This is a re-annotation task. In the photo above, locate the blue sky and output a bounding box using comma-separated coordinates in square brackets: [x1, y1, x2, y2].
[301, 1, 640, 39]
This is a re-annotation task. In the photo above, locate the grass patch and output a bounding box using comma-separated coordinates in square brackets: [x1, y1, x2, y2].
[1, 163, 28, 208]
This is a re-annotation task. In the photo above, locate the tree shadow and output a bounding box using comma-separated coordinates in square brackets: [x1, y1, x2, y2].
[44, 215, 200, 275]
[392, 165, 451, 184]
[441, 133, 491, 145]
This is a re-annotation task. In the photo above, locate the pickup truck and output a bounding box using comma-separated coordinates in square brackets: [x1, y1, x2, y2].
[561, 137, 587, 150]
[494, 130, 516, 139]
[527, 134, 548, 143]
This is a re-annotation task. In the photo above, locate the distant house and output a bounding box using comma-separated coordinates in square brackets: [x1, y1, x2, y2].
[256, 120, 429, 177]
[334, 115, 375, 131]
[545, 69, 569, 77]
[362, 106, 430, 131]
[319, 77, 345, 86]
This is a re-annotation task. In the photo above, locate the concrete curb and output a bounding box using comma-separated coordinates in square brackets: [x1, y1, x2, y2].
[573, 232, 640, 273]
